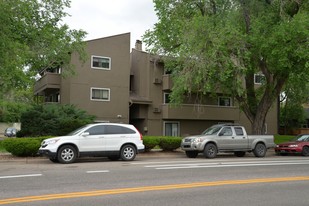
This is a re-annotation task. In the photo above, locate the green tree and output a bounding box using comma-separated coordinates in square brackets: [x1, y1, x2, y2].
[144, 0, 309, 134]
[0, 0, 87, 99]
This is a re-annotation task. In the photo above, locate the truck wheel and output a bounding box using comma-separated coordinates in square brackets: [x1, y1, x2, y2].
[186, 151, 198, 158]
[57, 145, 77, 164]
[203, 143, 217, 159]
[253, 143, 266, 157]
[301, 146, 309, 156]
[121, 145, 136, 161]
[234, 151, 246, 157]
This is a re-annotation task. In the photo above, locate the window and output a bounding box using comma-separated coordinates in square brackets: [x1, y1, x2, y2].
[164, 93, 171, 104]
[164, 122, 180, 136]
[91, 55, 111, 70]
[254, 74, 265, 84]
[91, 87, 110, 101]
[234, 127, 244, 136]
[219, 127, 233, 136]
[218, 97, 232, 107]
[104, 125, 136, 134]
[85, 125, 105, 135]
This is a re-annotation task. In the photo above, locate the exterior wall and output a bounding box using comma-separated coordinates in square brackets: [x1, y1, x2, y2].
[61, 33, 131, 123]
[130, 48, 278, 136]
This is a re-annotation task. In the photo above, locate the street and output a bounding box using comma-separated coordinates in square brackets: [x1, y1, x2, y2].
[0, 153, 309, 206]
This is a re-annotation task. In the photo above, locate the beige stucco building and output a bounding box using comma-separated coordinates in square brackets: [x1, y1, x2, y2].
[34, 33, 278, 136]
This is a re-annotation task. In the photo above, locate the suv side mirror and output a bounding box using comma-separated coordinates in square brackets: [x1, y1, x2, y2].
[81, 132, 90, 137]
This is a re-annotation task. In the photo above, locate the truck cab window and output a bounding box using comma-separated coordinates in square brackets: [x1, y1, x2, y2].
[220, 127, 232, 136]
[234, 127, 244, 136]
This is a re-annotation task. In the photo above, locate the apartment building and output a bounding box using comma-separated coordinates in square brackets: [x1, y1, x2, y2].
[34, 33, 278, 136]
[34, 33, 131, 123]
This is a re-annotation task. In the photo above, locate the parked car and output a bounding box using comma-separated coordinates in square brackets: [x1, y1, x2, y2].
[38, 123, 145, 164]
[275, 134, 309, 156]
[4, 127, 18, 137]
[181, 124, 275, 158]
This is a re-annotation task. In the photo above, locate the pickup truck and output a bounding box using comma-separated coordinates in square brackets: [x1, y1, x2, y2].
[181, 124, 275, 158]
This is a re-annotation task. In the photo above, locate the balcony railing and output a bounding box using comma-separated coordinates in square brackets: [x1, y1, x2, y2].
[34, 73, 61, 95]
[162, 104, 240, 121]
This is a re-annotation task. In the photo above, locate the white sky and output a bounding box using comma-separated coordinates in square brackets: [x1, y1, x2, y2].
[63, 0, 158, 49]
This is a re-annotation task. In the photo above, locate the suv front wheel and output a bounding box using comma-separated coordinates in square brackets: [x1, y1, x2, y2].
[58, 145, 77, 164]
[121, 145, 136, 161]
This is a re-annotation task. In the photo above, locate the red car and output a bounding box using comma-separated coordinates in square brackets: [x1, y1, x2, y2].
[275, 134, 309, 156]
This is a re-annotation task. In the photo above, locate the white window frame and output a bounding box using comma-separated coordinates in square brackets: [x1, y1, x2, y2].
[164, 92, 170, 104]
[90, 87, 110, 101]
[254, 74, 265, 84]
[218, 97, 232, 107]
[91, 55, 111, 70]
[163, 121, 180, 137]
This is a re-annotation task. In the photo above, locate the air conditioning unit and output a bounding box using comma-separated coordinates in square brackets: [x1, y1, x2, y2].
[153, 107, 161, 113]
[153, 78, 162, 84]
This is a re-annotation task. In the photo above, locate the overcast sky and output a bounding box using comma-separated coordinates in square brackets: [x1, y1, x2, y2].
[63, 0, 158, 49]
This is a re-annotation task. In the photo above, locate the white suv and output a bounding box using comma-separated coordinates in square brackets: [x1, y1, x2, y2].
[38, 123, 145, 164]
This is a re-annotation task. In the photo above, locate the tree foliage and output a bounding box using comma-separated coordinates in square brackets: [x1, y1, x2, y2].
[144, 0, 309, 134]
[0, 0, 87, 98]
[18, 104, 95, 137]
[280, 73, 309, 133]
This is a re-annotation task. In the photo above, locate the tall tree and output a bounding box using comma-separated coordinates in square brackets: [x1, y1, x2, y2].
[144, 0, 309, 134]
[0, 0, 87, 98]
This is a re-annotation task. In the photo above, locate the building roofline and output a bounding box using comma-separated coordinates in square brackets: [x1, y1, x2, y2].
[85, 32, 130, 43]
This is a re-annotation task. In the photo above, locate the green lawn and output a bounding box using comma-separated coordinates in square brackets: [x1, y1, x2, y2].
[274, 134, 295, 144]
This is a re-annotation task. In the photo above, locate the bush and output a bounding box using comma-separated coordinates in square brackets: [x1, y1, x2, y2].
[143, 136, 161, 151]
[19, 104, 95, 137]
[159, 136, 182, 151]
[2, 137, 49, 157]
[0, 140, 6, 152]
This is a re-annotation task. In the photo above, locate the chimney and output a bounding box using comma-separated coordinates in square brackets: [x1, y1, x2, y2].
[135, 40, 142, 51]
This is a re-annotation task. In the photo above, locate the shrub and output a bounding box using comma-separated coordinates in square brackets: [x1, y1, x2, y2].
[2, 137, 50, 157]
[19, 104, 95, 137]
[143, 136, 161, 151]
[0, 140, 6, 152]
[159, 136, 182, 151]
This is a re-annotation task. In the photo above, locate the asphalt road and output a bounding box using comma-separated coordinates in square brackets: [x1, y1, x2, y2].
[0, 152, 309, 206]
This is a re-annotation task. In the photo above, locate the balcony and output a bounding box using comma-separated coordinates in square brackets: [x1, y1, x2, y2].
[34, 73, 61, 95]
[162, 74, 173, 91]
[162, 104, 240, 121]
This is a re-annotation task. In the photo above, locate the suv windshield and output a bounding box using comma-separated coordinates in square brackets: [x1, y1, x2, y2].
[201, 125, 222, 135]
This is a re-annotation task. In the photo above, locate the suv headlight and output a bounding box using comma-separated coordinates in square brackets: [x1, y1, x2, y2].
[193, 138, 202, 143]
[43, 139, 60, 145]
